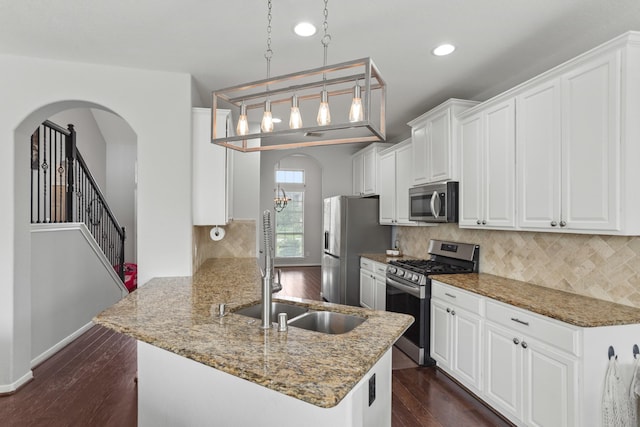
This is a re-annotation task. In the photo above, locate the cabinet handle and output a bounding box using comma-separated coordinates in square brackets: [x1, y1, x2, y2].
[550, 221, 558, 227]
[482, 220, 487, 225]
[446, 308, 451, 313]
[521, 341, 528, 349]
[444, 293, 457, 299]
[451, 310, 456, 316]
[510, 317, 529, 326]
[513, 338, 520, 345]
[476, 220, 481, 225]
[560, 220, 567, 227]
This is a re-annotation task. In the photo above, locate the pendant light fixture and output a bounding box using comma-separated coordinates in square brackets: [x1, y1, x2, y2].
[316, 0, 331, 126]
[211, 0, 387, 152]
[349, 83, 364, 122]
[261, 0, 275, 133]
[289, 94, 303, 129]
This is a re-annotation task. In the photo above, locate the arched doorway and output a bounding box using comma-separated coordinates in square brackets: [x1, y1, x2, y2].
[12, 100, 137, 388]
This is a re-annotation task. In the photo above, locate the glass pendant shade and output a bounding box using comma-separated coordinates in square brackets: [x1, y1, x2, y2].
[316, 89, 331, 126]
[289, 95, 303, 129]
[261, 100, 274, 132]
[349, 84, 364, 122]
[236, 103, 250, 136]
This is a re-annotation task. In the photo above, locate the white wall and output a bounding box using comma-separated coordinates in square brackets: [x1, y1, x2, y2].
[30, 224, 126, 364]
[106, 142, 137, 263]
[260, 144, 357, 266]
[49, 108, 108, 191]
[0, 53, 192, 390]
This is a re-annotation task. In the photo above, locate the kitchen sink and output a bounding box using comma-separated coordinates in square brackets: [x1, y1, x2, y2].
[288, 311, 365, 334]
[234, 302, 308, 323]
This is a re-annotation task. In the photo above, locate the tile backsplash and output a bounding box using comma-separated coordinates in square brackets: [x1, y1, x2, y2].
[396, 224, 640, 309]
[193, 220, 256, 272]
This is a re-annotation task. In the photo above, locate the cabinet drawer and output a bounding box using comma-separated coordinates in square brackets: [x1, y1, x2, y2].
[360, 258, 375, 272]
[374, 262, 387, 277]
[432, 281, 483, 315]
[486, 300, 579, 356]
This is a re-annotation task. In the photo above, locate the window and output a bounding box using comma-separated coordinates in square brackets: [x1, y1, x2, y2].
[275, 169, 304, 258]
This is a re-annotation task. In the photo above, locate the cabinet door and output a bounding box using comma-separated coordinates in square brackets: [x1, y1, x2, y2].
[374, 274, 386, 311]
[561, 51, 621, 232]
[459, 113, 483, 227]
[451, 309, 482, 393]
[484, 321, 521, 421]
[378, 151, 396, 224]
[412, 122, 429, 185]
[363, 148, 378, 195]
[192, 108, 228, 226]
[430, 299, 452, 368]
[484, 99, 516, 228]
[428, 109, 451, 182]
[352, 152, 364, 195]
[522, 338, 578, 427]
[395, 143, 414, 224]
[359, 269, 375, 309]
[516, 80, 562, 230]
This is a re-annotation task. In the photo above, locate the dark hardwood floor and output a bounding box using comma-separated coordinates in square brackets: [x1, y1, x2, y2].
[0, 264, 511, 427]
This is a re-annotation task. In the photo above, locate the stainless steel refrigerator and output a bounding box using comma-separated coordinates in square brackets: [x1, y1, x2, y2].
[321, 196, 391, 306]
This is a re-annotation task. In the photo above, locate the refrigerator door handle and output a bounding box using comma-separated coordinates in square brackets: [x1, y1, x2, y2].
[324, 231, 329, 250]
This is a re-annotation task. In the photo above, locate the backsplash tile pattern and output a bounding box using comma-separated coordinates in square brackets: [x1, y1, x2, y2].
[396, 224, 640, 308]
[193, 220, 256, 272]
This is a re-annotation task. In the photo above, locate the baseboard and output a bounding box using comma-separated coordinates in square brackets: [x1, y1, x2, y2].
[31, 321, 94, 368]
[0, 370, 33, 395]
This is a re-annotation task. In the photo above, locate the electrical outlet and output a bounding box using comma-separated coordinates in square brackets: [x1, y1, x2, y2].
[368, 373, 376, 406]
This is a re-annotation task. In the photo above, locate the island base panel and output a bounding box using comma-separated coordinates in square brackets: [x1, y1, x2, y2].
[137, 341, 392, 427]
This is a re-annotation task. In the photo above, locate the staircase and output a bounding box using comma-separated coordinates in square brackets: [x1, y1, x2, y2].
[30, 120, 128, 288]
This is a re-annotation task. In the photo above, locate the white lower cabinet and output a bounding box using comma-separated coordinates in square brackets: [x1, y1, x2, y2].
[484, 320, 578, 427]
[431, 279, 640, 427]
[431, 283, 483, 394]
[360, 257, 387, 310]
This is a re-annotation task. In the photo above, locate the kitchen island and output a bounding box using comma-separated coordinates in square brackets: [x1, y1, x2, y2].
[94, 258, 413, 427]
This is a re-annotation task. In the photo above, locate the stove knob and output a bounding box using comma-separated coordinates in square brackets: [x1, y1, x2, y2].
[411, 274, 419, 282]
[397, 270, 405, 277]
[388, 267, 397, 274]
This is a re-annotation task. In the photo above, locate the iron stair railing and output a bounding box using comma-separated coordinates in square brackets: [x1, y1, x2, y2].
[30, 120, 126, 283]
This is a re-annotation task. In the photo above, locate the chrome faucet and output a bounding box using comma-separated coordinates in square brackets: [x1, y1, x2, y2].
[261, 210, 274, 329]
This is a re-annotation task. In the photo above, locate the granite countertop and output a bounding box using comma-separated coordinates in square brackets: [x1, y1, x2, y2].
[94, 258, 413, 408]
[360, 253, 417, 264]
[430, 273, 640, 327]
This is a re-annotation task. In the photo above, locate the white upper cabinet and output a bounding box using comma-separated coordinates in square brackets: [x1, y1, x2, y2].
[378, 139, 416, 225]
[409, 99, 478, 186]
[192, 107, 230, 226]
[459, 98, 516, 229]
[517, 51, 621, 233]
[460, 31, 640, 235]
[352, 143, 387, 196]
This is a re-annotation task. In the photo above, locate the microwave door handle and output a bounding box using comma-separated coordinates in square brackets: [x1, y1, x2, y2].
[430, 190, 440, 218]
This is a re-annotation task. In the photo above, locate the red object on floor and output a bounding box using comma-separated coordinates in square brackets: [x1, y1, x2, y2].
[114, 263, 137, 292]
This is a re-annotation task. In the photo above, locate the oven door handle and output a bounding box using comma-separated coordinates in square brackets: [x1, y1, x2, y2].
[386, 277, 423, 299]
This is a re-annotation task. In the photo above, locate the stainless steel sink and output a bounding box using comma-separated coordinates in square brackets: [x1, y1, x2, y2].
[288, 311, 365, 334]
[234, 302, 308, 323]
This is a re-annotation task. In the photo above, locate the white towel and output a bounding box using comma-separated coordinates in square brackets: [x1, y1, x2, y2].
[603, 357, 634, 427]
[629, 356, 640, 426]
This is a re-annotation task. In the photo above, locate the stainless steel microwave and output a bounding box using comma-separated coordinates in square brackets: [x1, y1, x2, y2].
[409, 181, 459, 223]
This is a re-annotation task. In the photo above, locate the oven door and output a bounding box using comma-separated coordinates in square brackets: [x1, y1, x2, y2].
[386, 276, 427, 364]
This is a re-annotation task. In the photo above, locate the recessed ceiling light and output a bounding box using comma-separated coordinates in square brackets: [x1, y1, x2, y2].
[294, 22, 316, 37]
[432, 43, 456, 56]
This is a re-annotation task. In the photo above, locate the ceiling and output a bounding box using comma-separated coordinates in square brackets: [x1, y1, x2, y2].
[2, 0, 640, 143]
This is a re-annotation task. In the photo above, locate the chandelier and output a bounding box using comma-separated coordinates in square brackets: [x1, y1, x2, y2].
[211, 0, 386, 152]
[273, 184, 291, 212]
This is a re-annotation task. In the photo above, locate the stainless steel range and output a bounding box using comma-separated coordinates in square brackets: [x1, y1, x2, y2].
[386, 239, 480, 366]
